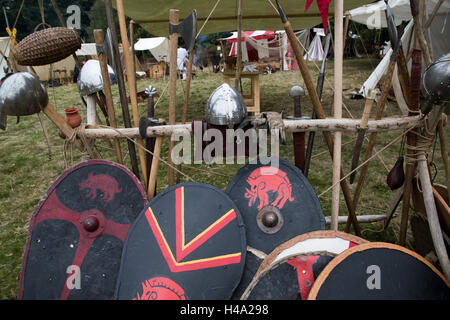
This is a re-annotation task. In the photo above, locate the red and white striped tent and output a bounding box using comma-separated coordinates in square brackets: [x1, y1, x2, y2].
[222, 30, 279, 62]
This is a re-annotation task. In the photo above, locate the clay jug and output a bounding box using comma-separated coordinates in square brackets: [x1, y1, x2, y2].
[65, 107, 82, 128]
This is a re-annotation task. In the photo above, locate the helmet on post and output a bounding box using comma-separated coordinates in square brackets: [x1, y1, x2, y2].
[205, 83, 247, 127]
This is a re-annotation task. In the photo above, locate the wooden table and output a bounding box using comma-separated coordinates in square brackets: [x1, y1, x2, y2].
[223, 70, 260, 115]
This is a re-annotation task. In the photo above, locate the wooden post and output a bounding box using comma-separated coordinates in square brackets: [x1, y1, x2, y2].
[104, 0, 140, 179]
[276, 0, 361, 235]
[398, 45, 422, 245]
[437, 119, 450, 202]
[147, 137, 163, 200]
[168, 9, 180, 187]
[86, 95, 97, 126]
[417, 105, 450, 280]
[94, 29, 123, 164]
[129, 20, 138, 95]
[331, 0, 344, 231]
[411, 0, 433, 66]
[116, 0, 148, 188]
[235, 0, 243, 91]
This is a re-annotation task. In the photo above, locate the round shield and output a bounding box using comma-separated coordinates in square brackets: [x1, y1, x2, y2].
[308, 242, 450, 300]
[114, 182, 247, 300]
[226, 158, 325, 299]
[241, 231, 367, 300]
[18, 160, 147, 300]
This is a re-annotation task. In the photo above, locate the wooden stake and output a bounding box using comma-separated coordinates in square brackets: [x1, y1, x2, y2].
[276, 0, 361, 235]
[116, 0, 148, 188]
[42, 102, 84, 152]
[94, 29, 123, 164]
[348, 58, 397, 233]
[331, 0, 344, 231]
[182, 51, 195, 124]
[168, 9, 180, 187]
[147, 137, 163, 200]
[411, 0, 433, 66]
[104, 0, 140, 179]
[437, 119, 450, 202]
[342, 11, 350, 55]
[235, 0, 243, 91]
[418, 151, 450, 280]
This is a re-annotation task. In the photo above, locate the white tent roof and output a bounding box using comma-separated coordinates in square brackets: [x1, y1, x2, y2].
[134, 37, 169, 62]
[350, 0, 450, 101]
[349, 0, 414, 28]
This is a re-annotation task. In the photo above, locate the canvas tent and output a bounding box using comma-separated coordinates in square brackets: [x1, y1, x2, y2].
[349, 0, 450, 101]
[223, 30, 278, 62]
[116, 0, 372, 36]
[0, 36, 14, 78]
[134, 37, 170, 62]
[75, 43, 98, 56]
[304, 28, 325, 61]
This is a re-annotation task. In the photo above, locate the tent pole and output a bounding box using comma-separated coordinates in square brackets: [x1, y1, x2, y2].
[425, 0, 444, 29]
[342, 11, 350, 56]
[167, 9, 180, 187]
[129, 20, 138, 95]
[116, 0, 149, 189]
[331, 0, 344, 231]
[104, 0, 140, 180]
[235, 0, 243, 91]
[275, 0, 361, 236]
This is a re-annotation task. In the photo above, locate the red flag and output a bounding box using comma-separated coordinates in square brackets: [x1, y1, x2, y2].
[305, 0, 332, 33]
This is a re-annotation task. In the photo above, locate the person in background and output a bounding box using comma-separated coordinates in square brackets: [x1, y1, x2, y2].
[177, 46, 188, 80]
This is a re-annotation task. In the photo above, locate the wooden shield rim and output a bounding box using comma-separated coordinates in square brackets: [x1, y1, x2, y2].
[307, 242, 450, 300]
[18, 159, 147, 299]
[114, 182, 247, 300]
[240, 230, 367, 300]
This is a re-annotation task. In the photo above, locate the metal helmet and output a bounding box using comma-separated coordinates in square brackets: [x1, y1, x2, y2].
[422, 53, 450, 104]
[0, 72, 48, 130]
[205, 83, 247, 126]
[77, 59, 117, 96]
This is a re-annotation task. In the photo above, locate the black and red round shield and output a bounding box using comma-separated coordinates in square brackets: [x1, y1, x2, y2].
[226, 158, 325, 298]
[114, 182, 247, 300]
[241, 231, 367, 300]
[308, 242, 450, 300]
[18, 160, 147, 300]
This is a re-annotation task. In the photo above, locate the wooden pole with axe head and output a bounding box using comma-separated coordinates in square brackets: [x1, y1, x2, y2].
[168, 9, 197, 186]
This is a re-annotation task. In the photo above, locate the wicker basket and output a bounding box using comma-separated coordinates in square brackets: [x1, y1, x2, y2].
[13, 27, 81, 66]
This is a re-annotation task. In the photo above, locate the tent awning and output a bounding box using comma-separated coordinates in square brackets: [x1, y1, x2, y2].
[115, 0, 372, 36]
[134, 37, 169, 62]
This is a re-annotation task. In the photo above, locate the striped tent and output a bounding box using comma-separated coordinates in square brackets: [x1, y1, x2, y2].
[304, 32, 324, 61]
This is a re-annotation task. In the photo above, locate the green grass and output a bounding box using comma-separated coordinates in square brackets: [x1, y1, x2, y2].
[0, 58, 448, 299]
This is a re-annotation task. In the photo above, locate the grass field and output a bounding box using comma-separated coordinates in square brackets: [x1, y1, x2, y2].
[0, 57, 448, 299]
